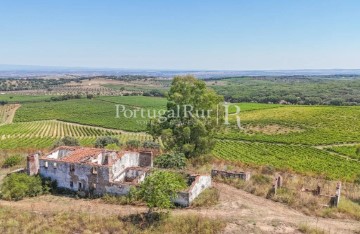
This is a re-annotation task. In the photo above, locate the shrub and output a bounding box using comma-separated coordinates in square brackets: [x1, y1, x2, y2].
[53, 136, 80, 148]
[142, 141, 160, 149]
[1, 173, 44, 201]
[154, 153, 186, 169]
[137, 170, 187, 212]
[126, 140, 141, 149]
[2, 154, 23, 168]
[298, 223, 326, 234]
[95, 136, 120, 148]
[105, 143, 122, 150]
[191, 188, 220, 207]
[251, 174, 271, 185]
[102, 187, 139, 205]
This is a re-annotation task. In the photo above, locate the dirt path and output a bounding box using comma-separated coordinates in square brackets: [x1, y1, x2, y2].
[0, 104, 20, 125]
[0, 183, 358, 233]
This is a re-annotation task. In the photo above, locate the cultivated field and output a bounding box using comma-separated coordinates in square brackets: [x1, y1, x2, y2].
[0, 120, 151, 150]
[1, 96, 360, 182]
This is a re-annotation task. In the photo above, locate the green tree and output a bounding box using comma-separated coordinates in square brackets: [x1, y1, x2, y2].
[53, 136, 80, 148]
[154, 153, 186, 169]
[95, 136, 120, 148]
[1, 173, 44, 201]
[147, 75, 224, 157]
[137, 170, 187, 213]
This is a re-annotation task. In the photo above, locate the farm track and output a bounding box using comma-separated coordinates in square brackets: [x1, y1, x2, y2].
[0, 104, 20, 125]
[1, 183, 359, 233]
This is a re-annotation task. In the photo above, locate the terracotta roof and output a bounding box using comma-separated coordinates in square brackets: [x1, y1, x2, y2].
[42, 147, 147, 166]
[61, 148, 103, 163]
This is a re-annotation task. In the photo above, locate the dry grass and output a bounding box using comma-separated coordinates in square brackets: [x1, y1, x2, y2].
[298, 223, 326, 234]
[191, 187, 220, 207]
[213, 164, 360, 220]
[0, 205, 225, 234]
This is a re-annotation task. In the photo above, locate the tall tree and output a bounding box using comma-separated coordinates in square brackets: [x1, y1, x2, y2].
[148, 75, 224, 157]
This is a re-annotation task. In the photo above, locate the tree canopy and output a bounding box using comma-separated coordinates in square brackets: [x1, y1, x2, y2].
[147, 75, 224, 157]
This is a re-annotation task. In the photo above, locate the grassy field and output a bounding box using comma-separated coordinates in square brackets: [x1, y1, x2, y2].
[97, 96, 167, 108]
[228, 102, 283, 113]
[213, 140, 360, 181]
[0, 94, 53, 103]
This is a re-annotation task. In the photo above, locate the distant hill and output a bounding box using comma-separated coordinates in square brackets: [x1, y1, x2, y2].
[1, 64, 360, 78]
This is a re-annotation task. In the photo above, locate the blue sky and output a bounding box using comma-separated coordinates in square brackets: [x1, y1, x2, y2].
[0, 0, 359, 70]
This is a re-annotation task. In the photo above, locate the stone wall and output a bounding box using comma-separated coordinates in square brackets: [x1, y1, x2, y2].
[27, 153, 40, 176]
[39, 159, 110, 194]
[211, 169, 251, 181]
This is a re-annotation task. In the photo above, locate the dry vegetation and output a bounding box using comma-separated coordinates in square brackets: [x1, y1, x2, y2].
[211, 163, 360, 221]
[0, 206, 225, 234]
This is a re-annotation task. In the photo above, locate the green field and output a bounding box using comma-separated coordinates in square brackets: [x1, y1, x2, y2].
[327, 145, 360, 160]
[13, 97, 166, 131]
[222, 106, 360, 145]
[1, 95, 360, 181]
[0, 94, 54, 103]
[213, 140, 360, 181]
[228, 102, 283, 113]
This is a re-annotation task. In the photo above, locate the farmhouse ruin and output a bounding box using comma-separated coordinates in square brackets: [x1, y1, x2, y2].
[27, 146, 211, 205]
[27, 146, 153, 195]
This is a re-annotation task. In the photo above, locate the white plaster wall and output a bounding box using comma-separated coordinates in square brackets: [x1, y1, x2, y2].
[39, 159, 110, 192]
[111, 152, 139, 180]
[189, 176, 212, 203]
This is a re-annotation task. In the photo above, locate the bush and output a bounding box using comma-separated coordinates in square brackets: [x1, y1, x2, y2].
[1, 173, 44, 201]
[191, 188, 220, 207]
[154, 153, 186, 169]
[126, 140, 141, 149]
[102, 187, 139, 205]
[251, 174, 271, 185]
[53, 136, 80, 148]
[95, 136, 120, 148]
[2, 154, 23, 168]
[142, 141, 160, 149]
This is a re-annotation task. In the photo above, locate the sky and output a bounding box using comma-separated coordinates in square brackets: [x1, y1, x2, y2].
[0, 0, 359, 70]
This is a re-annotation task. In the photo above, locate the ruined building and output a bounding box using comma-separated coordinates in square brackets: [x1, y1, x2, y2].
[27, 146, 153, 195]
[27, 146, 212, 206]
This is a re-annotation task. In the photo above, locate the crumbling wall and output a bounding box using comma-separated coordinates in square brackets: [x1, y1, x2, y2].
[139, 152, 153, 167]
[105, 183, 132, 195]
[39, 159, 110, 194]
[188, 175, 212, 203]
[27, 153, 40, 176]
[125, 168, 146, 182]
[111, 152, 139, 181]
[211, 169, 251, 181]
[173, 175, 212, 207]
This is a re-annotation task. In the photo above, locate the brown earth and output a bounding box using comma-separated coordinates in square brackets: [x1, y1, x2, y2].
[0, 183, 359, 233]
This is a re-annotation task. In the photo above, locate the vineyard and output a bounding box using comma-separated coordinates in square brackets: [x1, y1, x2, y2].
[2, 95, 360, 182]
[13, 98, 161, 131]
[213, 140, 360, 181]
[0, 120, 151, 150]
[222, 106, 360, 145]
[327, 145, 360, 160]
